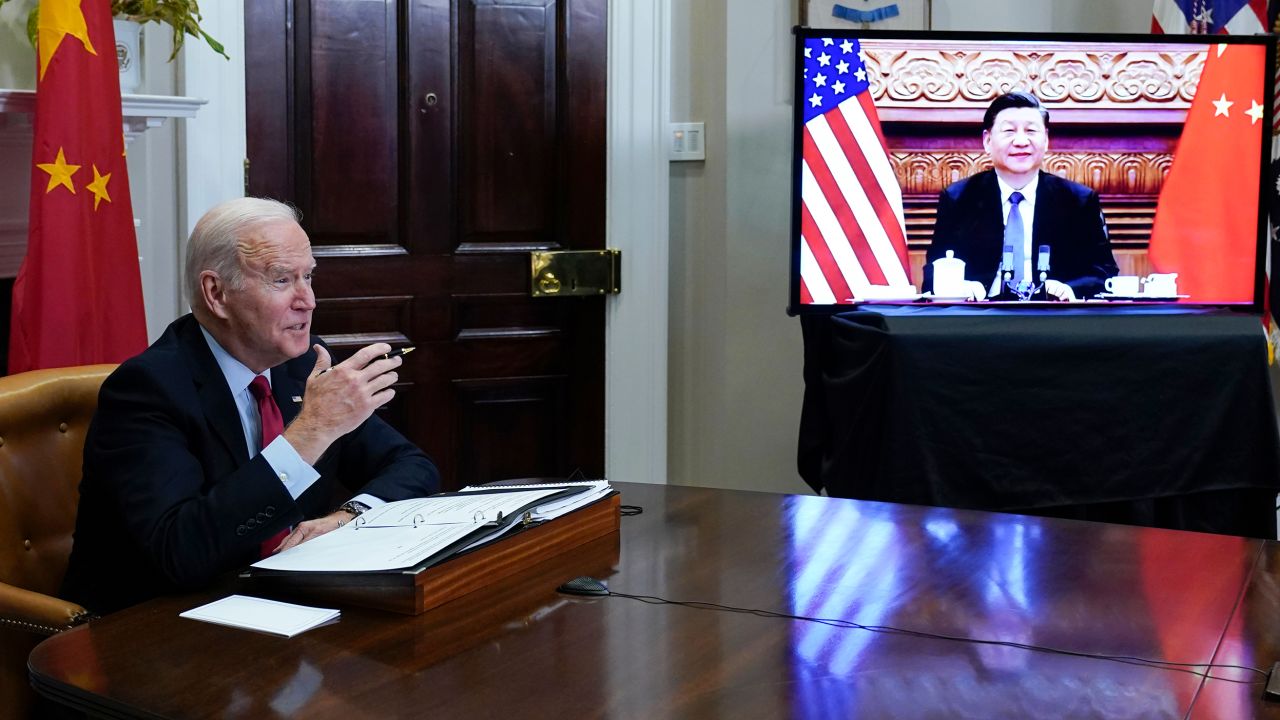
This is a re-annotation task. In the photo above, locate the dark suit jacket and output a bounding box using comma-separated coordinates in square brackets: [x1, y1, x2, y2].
[62, 314, 439, 614]
[923, 170, 1118, 299]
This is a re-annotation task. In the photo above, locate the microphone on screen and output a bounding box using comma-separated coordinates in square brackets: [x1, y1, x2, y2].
[1031, 244, 1052, 301]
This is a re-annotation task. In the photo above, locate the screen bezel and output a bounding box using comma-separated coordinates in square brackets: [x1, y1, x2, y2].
[787, 27, 1276, 316]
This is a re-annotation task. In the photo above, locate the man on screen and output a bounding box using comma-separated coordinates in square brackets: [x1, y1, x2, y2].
[924, 91, 1118, 301]
[62, 197, 440, 614]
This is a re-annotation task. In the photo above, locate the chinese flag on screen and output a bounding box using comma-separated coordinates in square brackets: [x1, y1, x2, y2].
[1148, 43, 1266, 303]
[9, 0, 147, 373]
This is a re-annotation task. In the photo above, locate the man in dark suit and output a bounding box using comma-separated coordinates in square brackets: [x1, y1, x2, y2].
[924, 91, 1118, 300]
[62, 198, 439, 614]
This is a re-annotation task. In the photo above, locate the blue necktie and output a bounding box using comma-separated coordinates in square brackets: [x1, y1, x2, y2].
[1006, 191, 1025, 286]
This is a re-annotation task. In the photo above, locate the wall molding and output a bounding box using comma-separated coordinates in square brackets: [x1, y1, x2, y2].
[0, 90, 203, 280]
[606, 0, 671, 485]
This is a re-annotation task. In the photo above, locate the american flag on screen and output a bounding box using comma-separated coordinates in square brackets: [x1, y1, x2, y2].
[1151, 0, 1269, 33]
[799, 36, 910, 304]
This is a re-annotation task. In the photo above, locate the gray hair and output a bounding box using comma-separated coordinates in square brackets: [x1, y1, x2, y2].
[185, 197, 301, 310]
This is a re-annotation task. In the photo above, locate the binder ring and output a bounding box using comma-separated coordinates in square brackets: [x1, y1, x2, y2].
[353, 514, 427, 529]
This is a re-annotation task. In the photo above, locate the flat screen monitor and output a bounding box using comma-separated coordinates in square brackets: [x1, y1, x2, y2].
[788, 28, 1275, 312]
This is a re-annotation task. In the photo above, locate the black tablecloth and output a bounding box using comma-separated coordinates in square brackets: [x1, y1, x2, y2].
[799, 306, 1280, 537]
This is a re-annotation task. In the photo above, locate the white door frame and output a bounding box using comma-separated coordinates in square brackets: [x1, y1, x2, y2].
[605, 0, 671, 485]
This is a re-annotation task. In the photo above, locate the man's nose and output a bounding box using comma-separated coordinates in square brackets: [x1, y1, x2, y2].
[295, 282, 316, 310]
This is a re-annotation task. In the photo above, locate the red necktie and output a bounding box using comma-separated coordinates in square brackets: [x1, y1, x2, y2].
[249, 376, 289, 557]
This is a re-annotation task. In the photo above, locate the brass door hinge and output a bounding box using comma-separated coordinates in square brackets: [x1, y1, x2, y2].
[530, 249, 621, 297]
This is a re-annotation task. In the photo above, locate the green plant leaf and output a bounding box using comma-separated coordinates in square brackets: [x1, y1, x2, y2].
[25, 3, 35, 48]
[6, 0, 228, 60]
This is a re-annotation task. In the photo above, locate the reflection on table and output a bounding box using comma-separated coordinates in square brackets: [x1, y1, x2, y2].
[29, 483, 1280, 719]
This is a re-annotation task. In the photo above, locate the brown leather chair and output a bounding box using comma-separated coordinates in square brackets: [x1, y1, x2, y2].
[0, 364, 115, 718]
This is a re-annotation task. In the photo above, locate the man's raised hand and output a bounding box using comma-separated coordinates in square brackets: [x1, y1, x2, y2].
[283, 343, 402, 464]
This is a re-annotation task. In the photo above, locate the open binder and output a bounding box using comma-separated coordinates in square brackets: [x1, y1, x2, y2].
[243, 482, 620, 614]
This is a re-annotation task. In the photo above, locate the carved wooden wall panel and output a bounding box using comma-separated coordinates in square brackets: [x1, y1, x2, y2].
[865, 41, 1203, 116]
[863, 41, 1204, 289]
[892, 151, 1175, 196]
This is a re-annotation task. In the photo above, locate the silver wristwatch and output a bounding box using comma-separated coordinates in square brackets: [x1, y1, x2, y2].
[338, 500, 371, 517]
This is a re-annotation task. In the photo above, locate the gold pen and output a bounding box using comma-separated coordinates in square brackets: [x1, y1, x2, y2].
[376, 347, 415, 362]
[319, 347, 415, 374]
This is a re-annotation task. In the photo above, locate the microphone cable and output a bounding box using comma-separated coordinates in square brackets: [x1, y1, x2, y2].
[562, 582, 1268, 685]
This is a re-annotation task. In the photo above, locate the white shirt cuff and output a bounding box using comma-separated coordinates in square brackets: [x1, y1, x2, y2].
[260, 436, 322, 499]
[349, 493, 385, 509]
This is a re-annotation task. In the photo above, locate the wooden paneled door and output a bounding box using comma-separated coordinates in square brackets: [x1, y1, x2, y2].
[244, 0, 606, 490]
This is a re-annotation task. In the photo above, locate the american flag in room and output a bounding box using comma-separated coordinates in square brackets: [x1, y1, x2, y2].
[798, 36, 911, 304]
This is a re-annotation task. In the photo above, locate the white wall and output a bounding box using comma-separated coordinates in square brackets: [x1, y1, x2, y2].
[932, 1, 1150, 32]
[666, 0, 1155, 494]
[0, 0, 34, 90]
[128, 27, 184, 342]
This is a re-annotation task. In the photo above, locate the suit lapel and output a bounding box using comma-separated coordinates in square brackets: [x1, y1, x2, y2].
[178, 317, 251, 465]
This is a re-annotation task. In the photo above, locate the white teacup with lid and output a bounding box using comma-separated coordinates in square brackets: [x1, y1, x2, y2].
[932, 250, 966, 297]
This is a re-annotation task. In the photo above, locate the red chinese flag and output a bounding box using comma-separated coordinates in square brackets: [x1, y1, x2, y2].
[1148, 43, 1266, 303]
[10, 0, 147, 373]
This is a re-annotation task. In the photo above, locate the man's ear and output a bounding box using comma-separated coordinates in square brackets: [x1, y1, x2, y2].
[200, 271, 231, 320]
[981, 129, 992, 154]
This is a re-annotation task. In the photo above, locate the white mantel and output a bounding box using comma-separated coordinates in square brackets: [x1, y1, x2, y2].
[0, 89, 205, 142]
[0, 90, 205, 279]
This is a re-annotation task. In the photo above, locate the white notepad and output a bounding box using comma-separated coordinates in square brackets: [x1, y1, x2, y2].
[179, 595, 340, 638]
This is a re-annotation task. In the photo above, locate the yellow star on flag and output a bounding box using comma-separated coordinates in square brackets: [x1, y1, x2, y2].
[86, 164, 112, 210]
[37, 0, 96, 81]
[1246, 100, 1265, 125]
[1212, 92, 1233, 117]
[37, 147, 80, 194]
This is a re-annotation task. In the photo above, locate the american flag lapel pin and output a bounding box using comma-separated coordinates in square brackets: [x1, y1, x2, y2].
[291, 395, 303, 403]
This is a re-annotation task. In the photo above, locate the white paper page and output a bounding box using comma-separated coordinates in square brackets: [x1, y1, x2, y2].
[456, 482, 612, 551]
[251, 520, 480, 572]
[355, 488, 567, 527]
[461, 481, 611, 521]
[180, 595, 338, 638]
[529, 484, 611, 520]
[250, 488, 567, 572]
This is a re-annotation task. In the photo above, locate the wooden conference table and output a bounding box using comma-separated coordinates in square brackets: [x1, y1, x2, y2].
[29, 482, 1280, 719]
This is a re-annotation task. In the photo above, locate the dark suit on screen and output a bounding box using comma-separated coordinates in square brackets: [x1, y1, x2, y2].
[924, 170, 1118, 299]
[62, 314, 439, 614]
